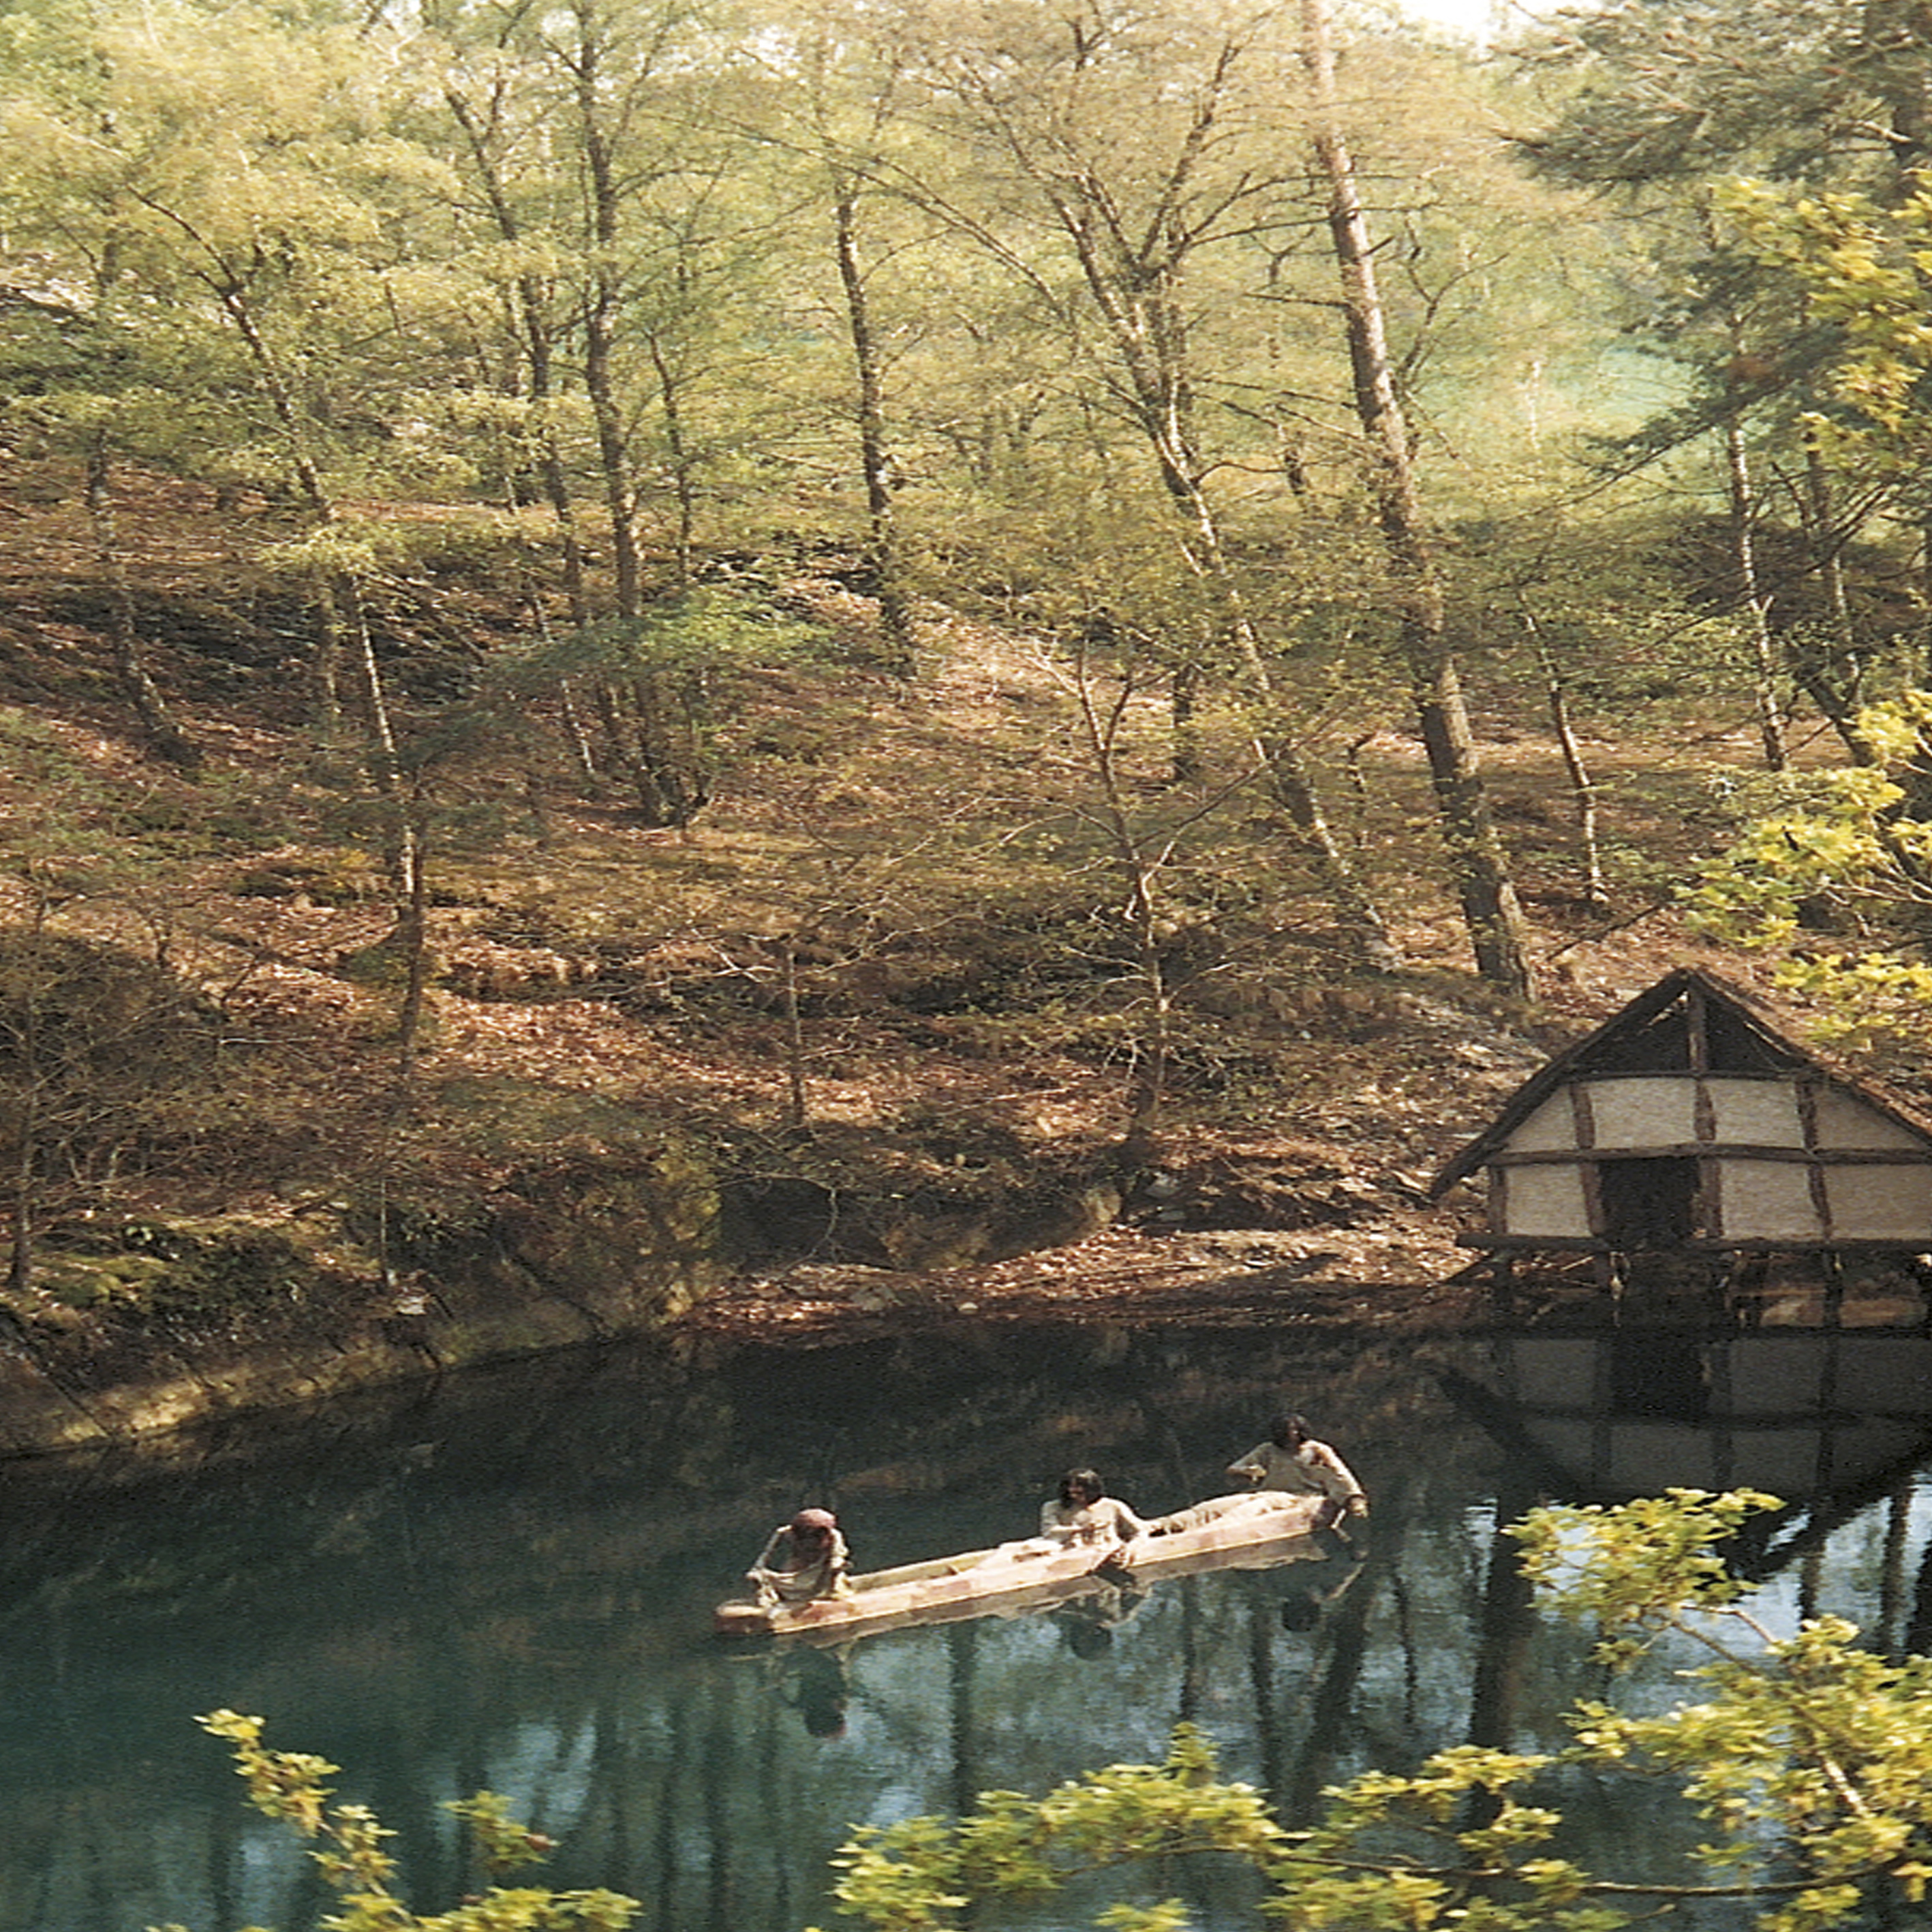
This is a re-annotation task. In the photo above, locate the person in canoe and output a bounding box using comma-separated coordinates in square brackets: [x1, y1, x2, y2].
[1226, 1412, 1367, 1527]
[1039, 1468, 1148, 1552]
[746, 1506, 854, 1610]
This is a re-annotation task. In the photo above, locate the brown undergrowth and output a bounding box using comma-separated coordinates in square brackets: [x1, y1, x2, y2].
[0, 454, 1835, 1361]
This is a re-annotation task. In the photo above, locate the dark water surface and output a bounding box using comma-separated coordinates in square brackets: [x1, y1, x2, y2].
[2, 1317, 1930, 1932]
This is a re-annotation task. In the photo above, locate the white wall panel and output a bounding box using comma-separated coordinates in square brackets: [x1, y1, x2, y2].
[1502, 1163, 1590, 1238]
[1824, 1165, 1932, 1241]
[1717, 1161, 1821, 1240]
[1584, 1077, 1698, 1149]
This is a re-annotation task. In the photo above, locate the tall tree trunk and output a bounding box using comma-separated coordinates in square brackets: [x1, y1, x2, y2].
[1297, 0, 1535, 1000]
[648, 333, 697, 587]
[584, 292, 644, 622]
[1047, 189, 1397, 964]
[440, 79, 594, 627]
[442, 78, 609, 790]
[395, 782, 431, 1081]
[1791, 431, 1875, 765]
[559, 2, 708, 829]
[1721, 375, 1788, 772]
[1518, 597, 1608, 914]
[958, 21, 1400, 973]
[345, 579, 418, 893]
[523, 583, 600, 781]
[1069, 652, 1176, 1152]
[198, 254, 418, 807]
[311, 575, 348, 744]
[1165, 476, 1399, 972]
[84, 433, 200, 770]
[572, 12, 647, 627]
[833, 172, 917, 675]
[1171, 657, 1203, 784]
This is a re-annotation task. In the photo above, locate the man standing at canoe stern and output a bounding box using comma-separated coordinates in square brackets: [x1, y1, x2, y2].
[1225, 1413, 1368, 1529]
[747, 1506, 854, 1610]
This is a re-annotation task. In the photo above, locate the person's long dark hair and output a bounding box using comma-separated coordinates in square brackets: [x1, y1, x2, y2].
[1058, 1467, 1103, 1505]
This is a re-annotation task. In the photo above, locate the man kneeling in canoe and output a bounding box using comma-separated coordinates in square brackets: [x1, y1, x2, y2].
[747, 1507, 855, 1610]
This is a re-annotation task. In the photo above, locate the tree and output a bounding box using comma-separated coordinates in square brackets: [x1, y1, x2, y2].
[1517, 0, 1930, 197]
[416, 0, 602, 639]
[1295, 0, 1537, 997]
[1516, 0, 1932, 740]
[1667, 173, 1932, 1034]
[880, 0, 1403, 976]
[192, 1709, 639, 1932]
[1040, 639, 1268, 1155]
[820, 1489, 1932, 1932]
[1680, 693, 1932, 1051]
[489, 583, 833, 829]
[0, 285, 204, 768]
[0, 0, 468, 729]
[741, 0, 932, 675]
[81, 420, 204, 771]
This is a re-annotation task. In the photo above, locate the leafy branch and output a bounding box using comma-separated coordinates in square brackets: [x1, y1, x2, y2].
[193, 1709, 639, 1932]
[818, 1490, 1932, 1932]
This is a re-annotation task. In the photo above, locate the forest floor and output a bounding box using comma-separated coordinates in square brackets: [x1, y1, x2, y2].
[0, 456, 1855, 1367]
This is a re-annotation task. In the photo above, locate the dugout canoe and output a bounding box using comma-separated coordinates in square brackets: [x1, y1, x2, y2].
[712, 1491, 1347, 1641]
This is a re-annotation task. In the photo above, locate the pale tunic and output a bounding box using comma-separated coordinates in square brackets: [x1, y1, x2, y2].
[1039, 1494, 1147, 1548]
[1225, 1437, 1366, 1511]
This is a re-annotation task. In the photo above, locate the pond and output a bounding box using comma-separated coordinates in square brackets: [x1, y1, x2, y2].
[1, 1315, 1929, 1932]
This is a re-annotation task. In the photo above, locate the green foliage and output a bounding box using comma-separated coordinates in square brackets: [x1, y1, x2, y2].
[196, 1709, 640, 1932]
[826, 1726, 1286, 1932]
[1681, 690, 1932, 1049]
[499, 587, 831, 690]
[1505, 1486, 1778, 1662]
[812, 1490, 1932, 1932]
[483, 585, 840, 825]
[1682, 762, 1912, 952]
[1719, 176, 1932, 472]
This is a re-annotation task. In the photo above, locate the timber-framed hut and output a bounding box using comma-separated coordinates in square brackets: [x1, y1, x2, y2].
[1431, 968, 1932, 1325]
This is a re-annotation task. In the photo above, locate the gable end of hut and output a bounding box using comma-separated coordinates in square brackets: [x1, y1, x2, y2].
[1433, 968, 1932, 1257]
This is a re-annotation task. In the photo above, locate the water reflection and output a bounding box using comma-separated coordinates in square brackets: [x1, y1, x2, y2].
[1457, 1331, 1932, 1499]
[0, 1319, 1927, 1932]
[1447, 1329, 1932, 1586]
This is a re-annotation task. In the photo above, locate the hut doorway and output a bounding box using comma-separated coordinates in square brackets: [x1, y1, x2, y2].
[1598, 1156, 1700, 1250]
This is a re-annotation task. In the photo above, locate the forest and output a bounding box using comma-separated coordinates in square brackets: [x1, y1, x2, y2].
[4, 0, 1932, 1387]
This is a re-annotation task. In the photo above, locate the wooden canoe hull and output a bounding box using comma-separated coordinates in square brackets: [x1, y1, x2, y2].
[713, 1492, 1343, 1642]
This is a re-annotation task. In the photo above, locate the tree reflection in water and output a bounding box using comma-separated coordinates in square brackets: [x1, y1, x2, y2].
[0, 1319, 1927, 1931]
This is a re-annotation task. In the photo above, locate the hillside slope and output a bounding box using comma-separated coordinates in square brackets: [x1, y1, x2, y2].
[0, 455, 1831, 1420]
